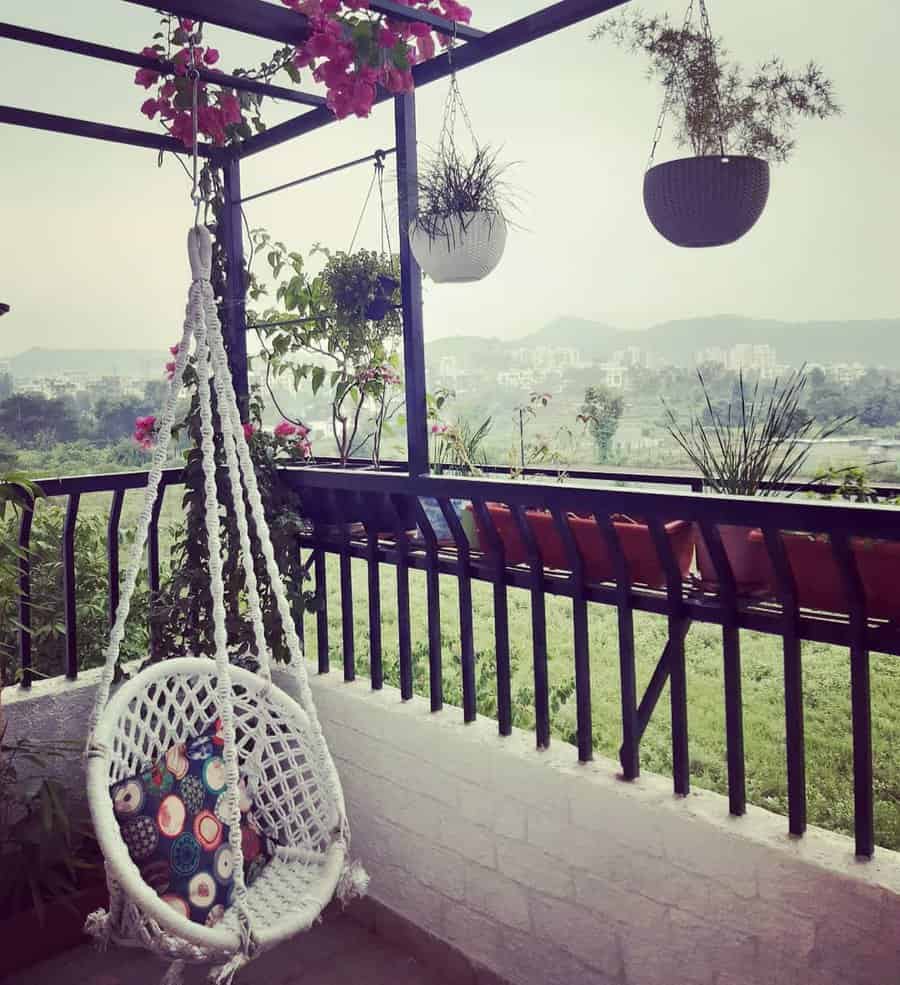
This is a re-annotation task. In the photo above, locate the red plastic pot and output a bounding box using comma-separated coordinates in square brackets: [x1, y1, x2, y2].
[0, 879, 108, 979]
[696, 524, 772, 592]
[748, 530, 900, 619]
[472, 504, 694, 588]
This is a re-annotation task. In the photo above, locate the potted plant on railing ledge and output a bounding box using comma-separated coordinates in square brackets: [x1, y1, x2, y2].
[746, 470, 900, 620]
[592, 1, 839, 247]
[468, 395, 695, 588]
[664, 369, 853, 592]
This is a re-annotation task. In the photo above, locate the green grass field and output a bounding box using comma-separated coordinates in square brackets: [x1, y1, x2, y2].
[300, 555, 900, 852]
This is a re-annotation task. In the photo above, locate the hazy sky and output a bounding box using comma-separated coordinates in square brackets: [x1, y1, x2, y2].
[1, 1, 898, 361]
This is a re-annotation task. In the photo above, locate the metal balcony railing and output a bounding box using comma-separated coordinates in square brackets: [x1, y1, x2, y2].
[9, 463, 900, 859]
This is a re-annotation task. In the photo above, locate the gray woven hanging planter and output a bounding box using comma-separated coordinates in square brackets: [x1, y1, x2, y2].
[643, 155, 770, 248]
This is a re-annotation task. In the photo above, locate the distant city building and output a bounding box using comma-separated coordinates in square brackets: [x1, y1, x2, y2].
[611, 346, 651, 370]
[694, 343, 777, 375]
[824, 362, 866, 385]
[594, 363, 626, 389]
[512, 346, 583, 370]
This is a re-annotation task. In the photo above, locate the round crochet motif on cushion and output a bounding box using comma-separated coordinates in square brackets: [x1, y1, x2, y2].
[122, 815, 159, 860]
[170, 832, 202, 878]
[158, 794, 187, 838]
[179, 774, 206, 815]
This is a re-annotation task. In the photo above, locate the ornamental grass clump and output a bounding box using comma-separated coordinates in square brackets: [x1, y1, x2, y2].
[664, 369, 853, 496]
[414, 143, 511, 244]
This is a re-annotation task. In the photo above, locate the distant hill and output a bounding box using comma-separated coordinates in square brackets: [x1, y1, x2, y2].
[7, 348, 163, 378]
[427, 315, 900, 369]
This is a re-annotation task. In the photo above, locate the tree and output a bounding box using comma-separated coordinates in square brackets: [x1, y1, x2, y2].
[0, 374, 12, 401]
[580, 386, 625, 463]
[0, 394, 81, 448]
[91, 396, 154, 444]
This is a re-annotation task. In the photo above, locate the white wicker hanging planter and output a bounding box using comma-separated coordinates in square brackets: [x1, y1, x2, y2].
[409, 211, 507, 283]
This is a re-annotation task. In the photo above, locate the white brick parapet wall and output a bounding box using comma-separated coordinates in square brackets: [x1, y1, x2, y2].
[5, 668, 900, 985]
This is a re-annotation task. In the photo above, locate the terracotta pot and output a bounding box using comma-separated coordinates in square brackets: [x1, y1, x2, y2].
[696, 524, 772, 592]
[0, 881, 108, 979]
[748, 530, 900, 619]
[471, 504, 694, 589]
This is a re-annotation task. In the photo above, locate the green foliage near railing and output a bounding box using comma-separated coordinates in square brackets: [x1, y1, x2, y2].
[0, 504, 150, 686]
[0, 735, 99, 921]
[354, 641, 577, 739]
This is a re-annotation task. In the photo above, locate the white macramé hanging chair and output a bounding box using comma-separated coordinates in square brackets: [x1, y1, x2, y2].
[83, 226, 366, 985]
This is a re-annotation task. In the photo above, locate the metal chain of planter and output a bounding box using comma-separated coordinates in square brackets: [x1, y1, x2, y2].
[647, 0, 727, 170]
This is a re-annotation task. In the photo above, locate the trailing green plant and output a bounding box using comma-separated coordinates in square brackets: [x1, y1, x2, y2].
[592, 7, 840, 162]
[0, 734, 99, 921]
[414, 143, 511, 241]
[663, 369, 854, 496]
[150, 383, 318, 665]
[249, 234, 404, 466]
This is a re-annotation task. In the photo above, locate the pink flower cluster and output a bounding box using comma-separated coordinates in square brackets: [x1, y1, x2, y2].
[274, 420, 313, 458]
[243, 422, 258, 441]
[134, 415, 158, 451]
[135, 19, 243, 148]
[283, 0, 472, 119]
[430, 423, 449, 435]
[359, 363, 402, 387]
[164, 343, 182, 381]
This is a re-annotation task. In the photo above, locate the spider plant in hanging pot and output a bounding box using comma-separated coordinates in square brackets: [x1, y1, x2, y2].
[593, 3, 839, 247]
[410, 144, 510, 283]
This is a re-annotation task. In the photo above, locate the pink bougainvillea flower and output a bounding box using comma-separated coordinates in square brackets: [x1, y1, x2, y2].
[431, 424, 449, 435]
[274, 420, 298, 438]
[219, 92, 243, 126]
[164, 360, 177, 380]
[169, 343, 180, 356]
[133, 415, 158, 451]
[141, 98, 160, 119]
[242, 422, 257, 440]
[134, 67, 160, 89]
[161, 80, 177, 99]
[203, 47, 220, 65]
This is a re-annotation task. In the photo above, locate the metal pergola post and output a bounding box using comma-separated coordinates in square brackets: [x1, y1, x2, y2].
[394, 93, 429, 477]
[221, 155, 250, 422]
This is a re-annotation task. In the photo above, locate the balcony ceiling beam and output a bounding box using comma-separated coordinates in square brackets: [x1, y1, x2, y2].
[0, 104, 221, 157]
[0, 22, 326, 108]
[122, 0, 312, 47]
[239, 0, 628, 157]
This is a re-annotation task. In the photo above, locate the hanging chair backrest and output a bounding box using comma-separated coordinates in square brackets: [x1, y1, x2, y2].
[102, 659, 340, 854]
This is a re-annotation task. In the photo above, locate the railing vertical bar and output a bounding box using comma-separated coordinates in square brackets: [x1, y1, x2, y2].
[147, 485, 165, 594]
[698, 520, 746, 816]
[361, 504, 383, 691]
[512, 504, 550, 748]
[439, 498, 476, 722]
[649, 516, 690, 795]
[551, 507, 592, 762]
[762, 527, 807, 837]
[598, 514, 639, 779]
[387, 495, 413, 700]
[107, 488, 125, 629]
[313, 546, 329, 674]
[472, 500, 512, 736]
[62, 493, 80, 680]
[147, 484, 166, 655]
[327, 491, 355, 682]
[832, 531, 874, 857]
[414, 498, 443, 712]
[16, 495, 35, 688]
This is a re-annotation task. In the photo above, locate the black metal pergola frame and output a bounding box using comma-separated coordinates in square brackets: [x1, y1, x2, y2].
[1, 0, 627, 474]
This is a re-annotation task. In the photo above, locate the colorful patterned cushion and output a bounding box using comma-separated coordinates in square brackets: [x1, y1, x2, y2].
[110, 719, 271, 927]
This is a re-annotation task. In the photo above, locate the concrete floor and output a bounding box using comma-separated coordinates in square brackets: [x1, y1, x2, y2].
[6, 914, 442, 985]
